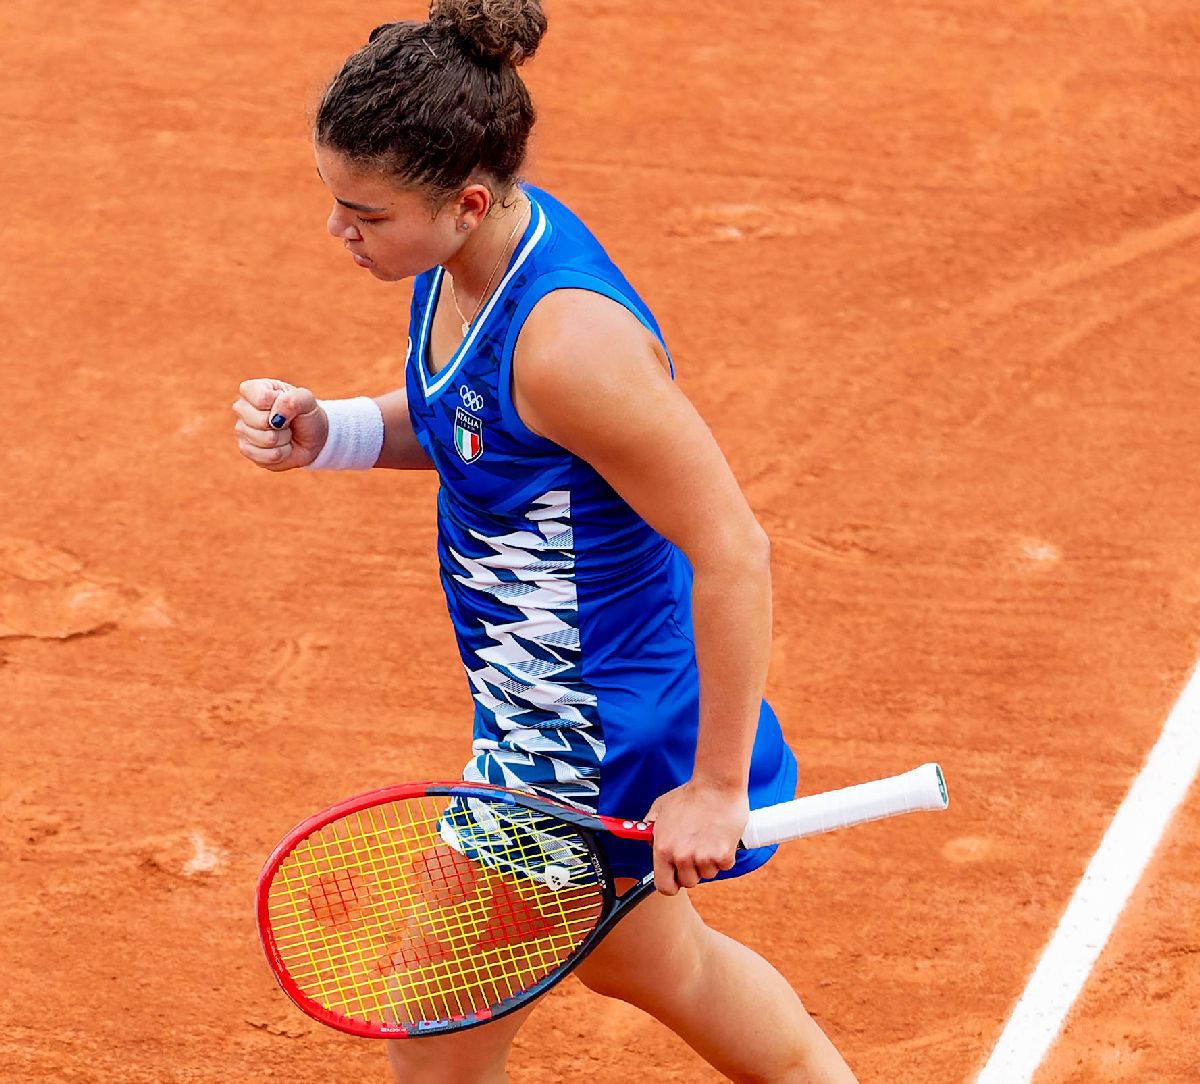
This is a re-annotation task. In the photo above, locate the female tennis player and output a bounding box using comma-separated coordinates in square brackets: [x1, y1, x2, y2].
[233, 2, 857, 1081]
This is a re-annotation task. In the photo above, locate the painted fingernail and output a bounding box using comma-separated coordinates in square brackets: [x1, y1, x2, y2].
[269, 414, 287, 430]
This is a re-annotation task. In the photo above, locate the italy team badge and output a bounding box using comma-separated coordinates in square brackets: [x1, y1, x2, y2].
[454, 407, 484, 463]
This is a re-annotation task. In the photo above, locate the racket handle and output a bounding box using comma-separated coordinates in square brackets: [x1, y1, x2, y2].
[741, 763, 948, 848]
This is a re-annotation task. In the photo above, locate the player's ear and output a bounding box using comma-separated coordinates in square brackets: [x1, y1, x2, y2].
[453, 182, 494, 233]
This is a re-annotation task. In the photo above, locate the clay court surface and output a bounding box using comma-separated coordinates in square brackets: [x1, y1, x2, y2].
[3, 1, 1199, 1080]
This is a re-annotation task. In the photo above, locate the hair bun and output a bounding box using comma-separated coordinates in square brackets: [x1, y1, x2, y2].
[429, 0, 547, 66]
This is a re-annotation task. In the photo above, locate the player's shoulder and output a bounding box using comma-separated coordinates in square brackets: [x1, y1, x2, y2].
[517, 288, 666, 393]
[525, 287, 646, 344]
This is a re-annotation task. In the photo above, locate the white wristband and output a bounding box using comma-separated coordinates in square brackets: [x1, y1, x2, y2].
[306, 397, 385, 471]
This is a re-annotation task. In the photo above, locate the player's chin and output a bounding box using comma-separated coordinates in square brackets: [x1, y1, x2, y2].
[370, 264, 416, 283]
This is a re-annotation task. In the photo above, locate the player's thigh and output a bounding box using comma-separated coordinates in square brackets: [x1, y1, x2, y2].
[573, 879, 707, 1003]
[385, 1003, 534, 1084]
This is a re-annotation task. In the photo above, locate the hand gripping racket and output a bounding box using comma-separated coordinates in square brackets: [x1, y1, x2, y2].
[257, 763, 948, 1038]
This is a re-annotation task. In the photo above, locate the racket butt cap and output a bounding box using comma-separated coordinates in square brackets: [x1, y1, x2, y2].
[932, 763, 949, 809]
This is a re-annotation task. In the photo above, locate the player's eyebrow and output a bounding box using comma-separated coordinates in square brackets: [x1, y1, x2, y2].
[335, 196, 388, 213]
[315, 165, 388, 213]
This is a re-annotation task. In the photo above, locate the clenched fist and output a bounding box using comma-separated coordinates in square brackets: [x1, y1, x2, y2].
[232, 378, 327, 471]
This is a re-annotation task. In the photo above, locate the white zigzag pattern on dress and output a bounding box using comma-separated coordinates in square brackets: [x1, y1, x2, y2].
[450, 490, 604, 804]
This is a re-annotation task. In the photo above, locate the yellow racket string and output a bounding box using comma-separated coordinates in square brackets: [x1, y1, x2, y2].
[265, 795, 605, 1027]
[271, 805, 589, 1023]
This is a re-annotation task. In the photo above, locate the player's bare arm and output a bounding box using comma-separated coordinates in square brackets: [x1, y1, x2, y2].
[373, 388, 435, 470]
[514, 288, 772, 894]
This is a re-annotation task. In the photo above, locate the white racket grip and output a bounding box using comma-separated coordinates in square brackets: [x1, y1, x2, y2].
[740, 763, 949, 848]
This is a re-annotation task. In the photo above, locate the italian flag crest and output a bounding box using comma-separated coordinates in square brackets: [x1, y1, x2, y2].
[453, 407, 484, 463]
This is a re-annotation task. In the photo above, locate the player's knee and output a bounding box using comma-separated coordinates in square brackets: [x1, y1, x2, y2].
[386, 1039, 505, 1084]
[725, 1050, 825, 1084]
[385, 1041, 437, 1082]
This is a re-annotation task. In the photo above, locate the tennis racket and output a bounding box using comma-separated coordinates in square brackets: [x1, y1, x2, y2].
[257, 763, 948, 1039]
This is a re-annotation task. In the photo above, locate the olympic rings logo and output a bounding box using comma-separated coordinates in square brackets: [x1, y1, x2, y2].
[460, 386, 485, 412]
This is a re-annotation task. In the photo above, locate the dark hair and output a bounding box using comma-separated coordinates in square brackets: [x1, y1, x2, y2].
[315, 0, 548, 204]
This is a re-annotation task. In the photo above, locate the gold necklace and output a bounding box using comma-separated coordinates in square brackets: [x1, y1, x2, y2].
[449, 202, 526, 336]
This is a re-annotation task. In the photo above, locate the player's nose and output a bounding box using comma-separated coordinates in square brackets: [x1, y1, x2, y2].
[326, 206, 362, 241]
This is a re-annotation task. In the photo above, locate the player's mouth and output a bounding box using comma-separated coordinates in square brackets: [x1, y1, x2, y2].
[344, 240, 374, 269]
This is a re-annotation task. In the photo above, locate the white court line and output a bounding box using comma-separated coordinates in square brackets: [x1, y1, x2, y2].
[975, 660, 1200, 1083]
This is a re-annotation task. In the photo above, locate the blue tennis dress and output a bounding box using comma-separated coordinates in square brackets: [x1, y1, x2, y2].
[405, 186, 797, 879]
